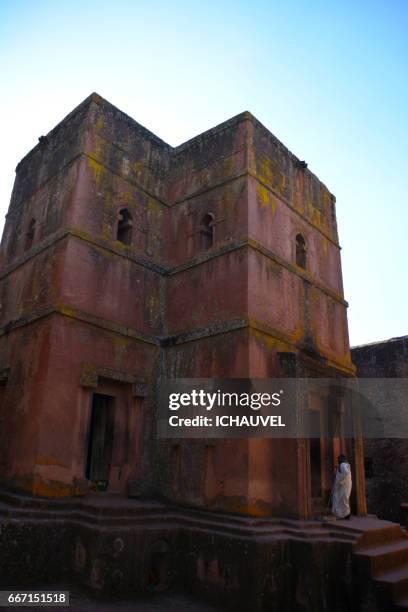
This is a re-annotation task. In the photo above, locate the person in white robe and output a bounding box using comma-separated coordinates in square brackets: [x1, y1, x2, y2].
[332, 454, 352, 520]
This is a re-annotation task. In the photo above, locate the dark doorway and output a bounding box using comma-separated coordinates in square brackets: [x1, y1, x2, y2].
[86, 393, 115, 488]
[309, 410, 322, 498]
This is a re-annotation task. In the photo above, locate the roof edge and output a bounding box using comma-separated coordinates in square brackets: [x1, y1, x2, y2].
[351, 335, 408, 350]
[173, 111, 253, 153]
[15, 94, 336, 199]
[16, 92, 172, 171]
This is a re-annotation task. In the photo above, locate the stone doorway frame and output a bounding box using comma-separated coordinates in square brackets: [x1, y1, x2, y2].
[76, 363, 147, 496]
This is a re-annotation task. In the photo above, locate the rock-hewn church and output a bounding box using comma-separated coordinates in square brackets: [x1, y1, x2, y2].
[0, 94, 407, 611]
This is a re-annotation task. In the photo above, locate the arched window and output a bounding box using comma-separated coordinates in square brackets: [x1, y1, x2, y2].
[117, 209, 133, 245]
[199, 214, 214, 250]
[295, 233, 307, 269]
[25, 218, 36, 251]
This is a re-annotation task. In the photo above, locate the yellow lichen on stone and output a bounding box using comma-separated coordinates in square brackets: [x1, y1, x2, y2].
[257, 184, 276, 214]
[122, 157, 130, 176]
[278, 172, 286, 193]
[32, 476, 72, 498]
[133, 161, 144, 176]
[95, 114, 105, 132]
[36, 455, 66, 467]
[146, 294, 160, 326]
[290, 324, 304, 344]
[118, 191, 133, 203]
[148, 198, 163, 217]
[56, 302, 77, 318]
[250, 327, 287, 351]
[222, 155, 235, 175]
[87, 157, 106, 184]
[112, 335, 130, 347]
[259, 156, 273, 185]
[102, 225, 112, 241]
[310, 206, 322, 227]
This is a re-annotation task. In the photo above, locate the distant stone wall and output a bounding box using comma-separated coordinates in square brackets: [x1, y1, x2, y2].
[352, 336, 408, 522]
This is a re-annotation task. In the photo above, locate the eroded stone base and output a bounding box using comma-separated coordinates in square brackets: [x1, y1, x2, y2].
[0, 489, 407, 611]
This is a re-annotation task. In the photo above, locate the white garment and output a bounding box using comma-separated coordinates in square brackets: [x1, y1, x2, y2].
[332, 461, 352, 519]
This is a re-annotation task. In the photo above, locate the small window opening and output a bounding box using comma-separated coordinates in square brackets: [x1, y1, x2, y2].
[364, 457, 374, 479]
[199, 214, 214, 250]
[117, 209, 133, 245]
[295, 233, 307, 269]
[25, 219, 36, 251]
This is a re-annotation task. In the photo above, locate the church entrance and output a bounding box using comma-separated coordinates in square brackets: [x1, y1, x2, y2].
[307, 393, 332, 514]
[86, 393, 115, 489]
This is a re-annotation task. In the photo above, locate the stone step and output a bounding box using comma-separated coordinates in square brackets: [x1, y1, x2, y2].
[355, 523, 405, 549]
[0, 487, 401, 550]
[0, 489, 172, 517]
[0, 489, 73, 510]
[395, 595, 408, 610]
[355, 539, 408, 575]
[374, 563, 408, 601]
[0, 507, 355, 544]
[0, 514, 358, 550]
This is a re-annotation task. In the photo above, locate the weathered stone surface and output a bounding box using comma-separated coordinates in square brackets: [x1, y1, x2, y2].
[352, 336, 408, 523]
[0, 490, 406, 611]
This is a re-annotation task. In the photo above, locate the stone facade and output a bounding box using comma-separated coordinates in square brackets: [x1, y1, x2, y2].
[352, 336, 408, 524]
[0, 93, 364, 519]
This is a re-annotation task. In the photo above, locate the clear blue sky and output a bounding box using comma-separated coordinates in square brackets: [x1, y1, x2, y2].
[1, 0, 407, 346]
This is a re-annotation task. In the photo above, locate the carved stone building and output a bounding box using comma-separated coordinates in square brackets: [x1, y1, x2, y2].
[0, 94, 407, 611]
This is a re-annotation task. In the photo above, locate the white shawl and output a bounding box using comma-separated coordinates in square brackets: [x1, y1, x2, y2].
[332, 461, 352, 519]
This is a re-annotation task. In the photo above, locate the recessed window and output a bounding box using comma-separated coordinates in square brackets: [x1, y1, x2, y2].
[86, 393, 115, 489]
[199, 214, 214, 250]
[25, 218, 36, 251]
[364, 457, 374, 479]
[117, 209, 133, 245]
[295, 233, 307, 269]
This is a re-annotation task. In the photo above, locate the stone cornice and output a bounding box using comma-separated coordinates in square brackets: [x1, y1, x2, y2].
[11, 133, 339, 248]
[0, 229, 347, 307]
[0, 303, 354, 375]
